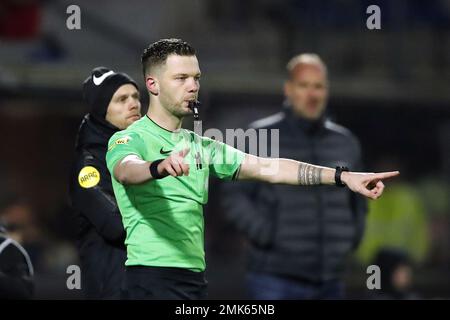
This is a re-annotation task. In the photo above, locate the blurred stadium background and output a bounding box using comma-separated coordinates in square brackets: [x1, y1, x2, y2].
[0, 0, 449, 299]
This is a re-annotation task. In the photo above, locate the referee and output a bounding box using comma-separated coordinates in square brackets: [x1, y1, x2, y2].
[106, 39, 399, 300]
[69, 67, 141, 299]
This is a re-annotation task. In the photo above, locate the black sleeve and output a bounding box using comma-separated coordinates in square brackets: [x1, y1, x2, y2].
[70, 157, 125, 246]
[350, 139, 368, 250]
[0, 241, 34, 299]
[221, 125, 278, 248]
[221, 181, 276, 248]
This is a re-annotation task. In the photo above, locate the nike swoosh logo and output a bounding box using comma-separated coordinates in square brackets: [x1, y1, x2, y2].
[93, 70, 115, 86]
[160, 147, 172, 155]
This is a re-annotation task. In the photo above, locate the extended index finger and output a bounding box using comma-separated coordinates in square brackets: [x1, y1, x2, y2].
[371, 171, 400, 181]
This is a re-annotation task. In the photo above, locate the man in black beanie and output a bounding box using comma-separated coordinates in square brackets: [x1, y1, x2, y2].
[69, 67, 141, 299]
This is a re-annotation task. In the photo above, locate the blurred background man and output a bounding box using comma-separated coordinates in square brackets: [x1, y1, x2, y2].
[69, 67, 141, 299]
[367, 247, 419, 300]
[222, 54, 367, 299]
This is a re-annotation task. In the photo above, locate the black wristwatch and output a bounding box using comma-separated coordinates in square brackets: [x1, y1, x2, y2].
[149, 159, 165, 179]
[335, 166, 349, 187]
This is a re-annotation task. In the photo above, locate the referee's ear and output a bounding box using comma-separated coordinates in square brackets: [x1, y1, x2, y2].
[146, 75, 159, 96]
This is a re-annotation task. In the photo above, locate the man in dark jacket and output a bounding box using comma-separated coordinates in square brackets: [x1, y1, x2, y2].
[222, 54, 368, 299]
[69, 67, 141, 299]
[0, 223, 34, 299]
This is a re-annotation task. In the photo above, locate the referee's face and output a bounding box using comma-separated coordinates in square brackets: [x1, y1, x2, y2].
[284, 63, 328, 120]
[158, 54, 201, 118]
[106, 84, 142, 129]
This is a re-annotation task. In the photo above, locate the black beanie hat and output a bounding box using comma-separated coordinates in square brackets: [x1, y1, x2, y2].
[82, 67, 139, 121]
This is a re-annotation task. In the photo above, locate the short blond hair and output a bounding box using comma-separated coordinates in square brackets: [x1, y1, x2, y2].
[286, 53, 327, 79]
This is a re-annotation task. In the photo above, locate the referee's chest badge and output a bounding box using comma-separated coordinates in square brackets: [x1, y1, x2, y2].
[78, 166, 101, 188]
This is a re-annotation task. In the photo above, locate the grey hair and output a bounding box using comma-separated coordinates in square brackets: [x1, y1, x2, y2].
[286, 53, 327, 78]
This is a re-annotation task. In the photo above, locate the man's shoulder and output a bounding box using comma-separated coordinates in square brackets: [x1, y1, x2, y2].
[108, 120, 147, 147]
[73, 147, 102, 171]
[248, 111, 286, 129]
[124, 117, 148, 134]
[108, 131, 138, 148]
[324, 120, 361, 146]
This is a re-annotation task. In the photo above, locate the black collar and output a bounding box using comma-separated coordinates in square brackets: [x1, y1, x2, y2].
[75, 114, 120, 150]
[283, 106, 327, 136]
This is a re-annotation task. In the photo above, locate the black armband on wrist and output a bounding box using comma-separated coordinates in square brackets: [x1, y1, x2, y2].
[335, 166, 349, 187]
[149, 159, 164, 179]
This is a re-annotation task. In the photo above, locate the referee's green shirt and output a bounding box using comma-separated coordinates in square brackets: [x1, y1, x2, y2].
[106, 116, 245, 271]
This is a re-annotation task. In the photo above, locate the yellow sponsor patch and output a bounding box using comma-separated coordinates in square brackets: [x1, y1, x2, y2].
[78, 166, 100, 188]
[108, 136, 131, 151]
